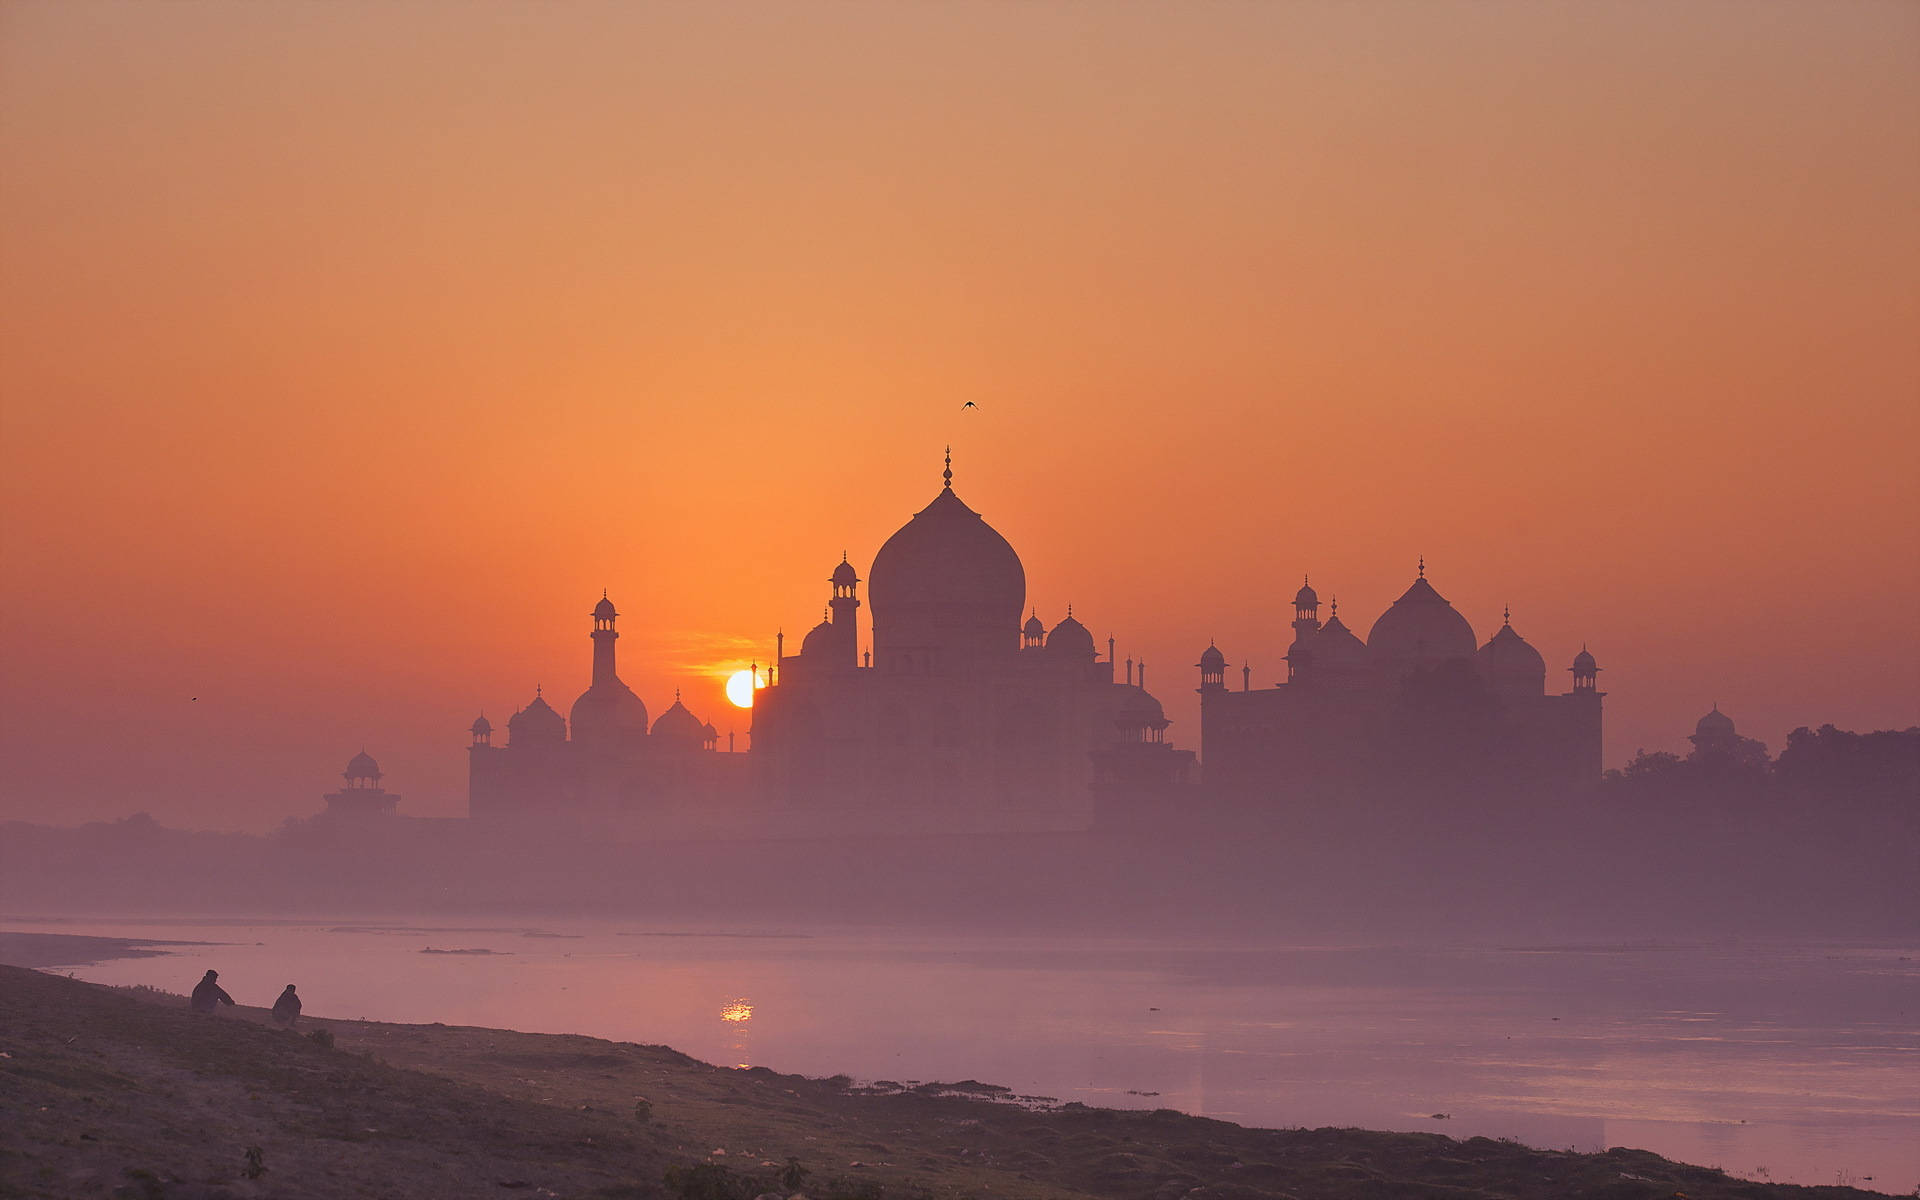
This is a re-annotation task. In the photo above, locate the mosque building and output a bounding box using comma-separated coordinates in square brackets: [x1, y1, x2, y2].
[1197, 565, 1604, 810]
[465, 595, 750, 834]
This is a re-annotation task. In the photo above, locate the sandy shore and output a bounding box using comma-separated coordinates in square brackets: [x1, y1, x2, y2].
[0, 955, 1887, 1200]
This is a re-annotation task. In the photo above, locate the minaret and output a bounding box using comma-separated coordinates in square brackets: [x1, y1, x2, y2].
[591, 592, 620, 687]
[1571, 645, 1600, 693]
[1197, 641, 1226, 692]
[830, 553, 861, 668]
[1286, 576, 1321, 682]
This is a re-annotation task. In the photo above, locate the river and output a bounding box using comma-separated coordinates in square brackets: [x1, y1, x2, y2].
[10, 915, 1915, 1192]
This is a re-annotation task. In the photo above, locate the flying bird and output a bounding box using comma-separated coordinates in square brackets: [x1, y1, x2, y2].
[962, 401, 977, 409]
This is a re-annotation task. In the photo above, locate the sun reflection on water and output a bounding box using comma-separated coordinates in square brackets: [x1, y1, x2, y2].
[721, 997, 754, 1068]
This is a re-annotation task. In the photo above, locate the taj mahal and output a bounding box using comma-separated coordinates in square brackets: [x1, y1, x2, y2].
[453, 454, 1604, 838]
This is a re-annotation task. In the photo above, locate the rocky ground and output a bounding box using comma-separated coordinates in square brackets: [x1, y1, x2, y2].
[0, 959, 1887, 1200]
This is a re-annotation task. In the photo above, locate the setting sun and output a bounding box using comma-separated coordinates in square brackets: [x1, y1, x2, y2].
[725, 670, 761, 709]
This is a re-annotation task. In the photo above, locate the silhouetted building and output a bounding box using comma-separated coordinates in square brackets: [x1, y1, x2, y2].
[1199, 567, 1603, 813]
[1688, 705, 1739, 758]
[320, 750, 400, 818]
[750, 453, 1194, 833]
[466, 596, 747, 834]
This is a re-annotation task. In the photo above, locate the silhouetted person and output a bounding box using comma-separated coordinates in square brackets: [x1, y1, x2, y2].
[271, 984, 301, 1027]
[190, 969, 234, 1013]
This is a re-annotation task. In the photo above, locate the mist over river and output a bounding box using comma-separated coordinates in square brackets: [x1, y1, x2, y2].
[11, 916, 1915, 1192]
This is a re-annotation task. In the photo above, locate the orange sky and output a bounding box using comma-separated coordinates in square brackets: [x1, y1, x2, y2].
[2, 1, 1916, 830]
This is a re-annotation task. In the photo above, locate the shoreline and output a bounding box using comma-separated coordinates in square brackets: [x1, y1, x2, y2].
[1, 962, 1896, 1199]
[0, 930, 218, 970]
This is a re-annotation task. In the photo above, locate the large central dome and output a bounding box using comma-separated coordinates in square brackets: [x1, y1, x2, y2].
[869, 481, 1025, 670]
[1367, 572, 1477, 682]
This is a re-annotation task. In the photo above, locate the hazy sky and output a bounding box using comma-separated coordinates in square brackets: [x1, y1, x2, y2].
[3, 1, 1915, 829]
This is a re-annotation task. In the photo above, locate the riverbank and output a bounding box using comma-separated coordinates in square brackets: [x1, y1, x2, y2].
[0, 931, 213, 970]
[0, 962, 1888, 1200]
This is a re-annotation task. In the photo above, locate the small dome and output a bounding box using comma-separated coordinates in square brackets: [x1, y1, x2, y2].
[509, 691, 568, 744]
[469, 715, 492, 735]
[1572, 647, 1598, 673]
[1314, 615, 1370, 673]
[1695, 706, 1736, 738]
[593, 594, 618, 620]
[831, 557, 859, 586]
[801, 618, 836, 658]
[1477, 623, 1546, 697]
[345, 750, 380, 779]
[1046, 613, 1097, 659]
[569, 680, 647, 751]
[1024, 613, 1046, 638]
[652, 695, 707, 748]
[1294, 581, 1319, 609]
[1198, 642, 1226, 669]
[1367, 572, 1478, 679]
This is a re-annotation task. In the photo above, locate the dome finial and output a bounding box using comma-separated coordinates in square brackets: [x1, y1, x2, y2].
[1418, 555, 1426, 579]
[942, 446, 953, 490]
[676, 687, 681, 702]
[1331, 595, 1339, 618]
[1503, 604, 1511, 626]
[1067, 602, 1074, 618]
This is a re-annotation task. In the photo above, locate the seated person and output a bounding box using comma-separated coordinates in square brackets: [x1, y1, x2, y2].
[271, 984, 302, 1027]
[190, 969, 234, 1013]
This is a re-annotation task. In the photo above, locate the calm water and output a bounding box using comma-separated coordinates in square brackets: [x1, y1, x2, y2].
[12, 916, 1917, 1192]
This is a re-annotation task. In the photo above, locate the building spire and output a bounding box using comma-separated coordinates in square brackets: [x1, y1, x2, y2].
[1503, 604, 1511, 626]
[942, 446, 953, 490]
[1418, 555, 1426, 579]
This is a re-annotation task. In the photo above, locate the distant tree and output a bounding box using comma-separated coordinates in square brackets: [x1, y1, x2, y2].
[1777, 724, 1920, 791]
[1622, 749, 1684, 780]
[1691, 734, 1771, 774]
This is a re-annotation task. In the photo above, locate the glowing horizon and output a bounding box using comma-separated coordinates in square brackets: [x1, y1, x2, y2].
[1, 1, 1914, 830]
